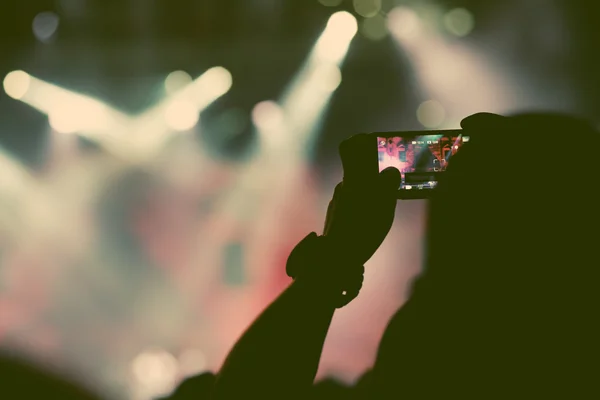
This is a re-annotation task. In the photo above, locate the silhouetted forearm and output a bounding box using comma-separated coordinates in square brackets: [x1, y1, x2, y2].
[212, 279, 336, 400]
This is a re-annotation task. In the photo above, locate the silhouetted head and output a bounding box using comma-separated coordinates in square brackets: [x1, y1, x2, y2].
[376, 113, 599, 398]
[425, 113, 598, 300]
[159, 372, 216, 399]
[0, 353, 103, 400]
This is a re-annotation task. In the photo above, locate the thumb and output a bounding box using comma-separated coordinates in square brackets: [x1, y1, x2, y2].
[379, 167, 401, 192]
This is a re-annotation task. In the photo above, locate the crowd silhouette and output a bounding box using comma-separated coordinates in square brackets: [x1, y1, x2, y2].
[2, 112, 599, 399]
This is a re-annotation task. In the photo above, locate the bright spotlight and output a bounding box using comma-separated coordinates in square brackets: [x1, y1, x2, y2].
[443, 8, 475, 37]
[3, 70, 31, 100]
[327, 11, 359, 39]
[387, 6, 421, 41]
[48, 98, 111, 134]
[165, 100, 199, 131]
[200, 66, 233, 98]
[49, 110, 77, 134]
[180, 66, 233, 112]
[252, 100, 285, 132]
[165, 70, 192, 95]
[313, 64, 342, 93]
[314, 12, 358, 64]
[32, 12, 60, 43]
[417, 100, 446, 128]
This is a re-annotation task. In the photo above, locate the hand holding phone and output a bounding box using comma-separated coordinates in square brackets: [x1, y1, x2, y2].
[324, 134, 400, 264]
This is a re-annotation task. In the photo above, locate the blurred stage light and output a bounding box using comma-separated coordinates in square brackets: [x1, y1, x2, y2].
[131, 348, 179, 397]
[417, 100, 446, 128]
[3, 71, 31, 100]
[387, 6, 421, 41]
[194, 67, 233, 101]
[252, 100, 285, 133]
[165, 71, 193, 95]
[48, 97, 112, 134]
[4, 67, 232, 161]
[164, 100, 200, 131]
[327, 11, 358, 42]
[48, 110, 77, 134]
[120, 65, 232, 158]
[388, 10, 515, 126]
[361, 14, 388, 41]
[32, 12, 60, 43]
[313, 64, 342, 93]
[314, 11, 358, 64]
[353, 0, 382, 18]
[178, 348, 208, 377]
[318, 0, 343, 6]
[6, 71, 122, 133]
[443, 8, 475, 37]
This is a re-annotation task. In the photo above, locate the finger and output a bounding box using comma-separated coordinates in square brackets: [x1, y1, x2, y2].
[460, 112, 507, 132]
[379, 167, 401, 192]
[339, 133, 378, 184]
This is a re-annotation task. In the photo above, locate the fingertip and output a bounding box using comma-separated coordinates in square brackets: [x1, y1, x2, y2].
[380, 167, 401, 189]
[460, 112, 507, 131]
[381, 166, 400, 177]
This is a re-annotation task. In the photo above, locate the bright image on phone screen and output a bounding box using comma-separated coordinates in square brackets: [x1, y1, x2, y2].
[377, 132, 469, 191]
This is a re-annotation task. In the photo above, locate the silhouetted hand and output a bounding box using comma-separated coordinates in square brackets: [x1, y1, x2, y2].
[461, 111, 596, 142]
[286, 134, 400, 307]
[324, 134, 401, 266]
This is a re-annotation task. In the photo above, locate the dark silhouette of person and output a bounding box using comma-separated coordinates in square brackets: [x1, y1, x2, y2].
[158, 372, 216, 399]
[210, 113, 599, 400]
[0, 353, 104, 399]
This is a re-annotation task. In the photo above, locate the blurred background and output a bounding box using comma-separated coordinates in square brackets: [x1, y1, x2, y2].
[0, 0, 598, 398]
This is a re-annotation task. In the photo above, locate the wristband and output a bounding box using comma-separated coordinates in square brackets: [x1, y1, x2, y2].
[286, 232, 364, 308]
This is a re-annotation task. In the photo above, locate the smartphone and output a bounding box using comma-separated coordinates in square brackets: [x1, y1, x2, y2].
[375, 130, 469, 199]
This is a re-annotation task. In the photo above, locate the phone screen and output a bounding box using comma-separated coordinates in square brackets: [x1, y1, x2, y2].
[376, 130, 469, 196]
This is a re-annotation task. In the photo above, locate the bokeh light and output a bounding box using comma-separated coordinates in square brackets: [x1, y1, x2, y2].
[200, 66, 233, 98]
[353, 0, 382, 18]
[131, 348, 179, 397]
[387, 6, 421, 41]
[165, 100, 199, 131]
[417, 100, 446, 128]
[32, 12, 60, 43]
[314, 11, 358, 64]
[165, 71, 193, 95]
[443, 8, 475, 37]
[252, 100, 285, 132]
[361, 14, 388, 41]
[327, 11, 359, 39]
[3, 70, 31, 100]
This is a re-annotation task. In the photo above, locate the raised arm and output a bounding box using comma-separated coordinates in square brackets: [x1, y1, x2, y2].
[212, 135, 400, 399]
